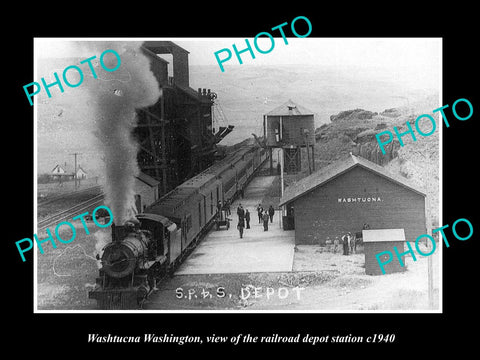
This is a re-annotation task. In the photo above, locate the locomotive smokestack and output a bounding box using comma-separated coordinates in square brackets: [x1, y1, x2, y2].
[111, 223, 127, 243]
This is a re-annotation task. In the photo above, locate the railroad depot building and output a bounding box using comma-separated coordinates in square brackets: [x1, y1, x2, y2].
[279, 154, 427, 245]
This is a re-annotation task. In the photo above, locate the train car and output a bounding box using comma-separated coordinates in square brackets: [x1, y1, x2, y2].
[237, 148, 262, 191]
[180, 174, 223, 225]
[89, 144, 269, 309]
[252, 149, 260, 170]
[245, 152, 255, 179]
[176, 173, 223, 248]
[205, 149, 247, 205]
[219, 166, 237, 204]
[259, 148, 267, 165]
[144, 187, 198, 265]
[235, 156, 249, 192]
[144, 172, 222, 268]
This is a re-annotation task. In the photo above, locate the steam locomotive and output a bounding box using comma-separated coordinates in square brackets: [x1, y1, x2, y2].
[89, 145, 268, 309]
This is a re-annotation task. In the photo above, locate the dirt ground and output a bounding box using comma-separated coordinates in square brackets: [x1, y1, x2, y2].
[35, 222, 440, 311]
[36, 224, 108, 310]
[144, 243, 440, 311]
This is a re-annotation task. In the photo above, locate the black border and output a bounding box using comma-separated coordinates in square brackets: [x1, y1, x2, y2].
[8, 6, 479, 354]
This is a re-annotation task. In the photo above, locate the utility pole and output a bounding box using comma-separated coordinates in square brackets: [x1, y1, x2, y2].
[70, 152, 81, 189]
[412, 149, 434, 309]
[278, 117, 285, 228]
[303, 129, 312, 175]
[280, 146, 284, 229]
[424, 152, 434, 310]
[160, 89, 167, 194]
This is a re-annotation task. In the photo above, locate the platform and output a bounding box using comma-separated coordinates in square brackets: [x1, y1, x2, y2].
[175, 176, 295, 275]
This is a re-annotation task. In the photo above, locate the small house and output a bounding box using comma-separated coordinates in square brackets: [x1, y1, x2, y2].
[50, 164, 73, 181]
[134, 172, 161, 213]
[76, 166, 87, 180]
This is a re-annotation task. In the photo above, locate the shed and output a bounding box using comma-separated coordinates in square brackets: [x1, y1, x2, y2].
[76, 166, 87, 179]
[51, 164, 66, 175]
[278, 153, 426, 246]
[50, 164, 73, 180]
[134, 172, 160, 213]
[363, 228, 407, 275]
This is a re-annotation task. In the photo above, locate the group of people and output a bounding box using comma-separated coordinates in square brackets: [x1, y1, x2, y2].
[340, 223, 371, 255]
[257, 204, 275, 232]
[235, 203, 276, 238]
[218, 200, 231, 215]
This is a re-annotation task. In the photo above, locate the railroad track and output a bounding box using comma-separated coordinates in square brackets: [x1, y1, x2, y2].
[37, 193, 105, 231]
[37, 185, 103, 206]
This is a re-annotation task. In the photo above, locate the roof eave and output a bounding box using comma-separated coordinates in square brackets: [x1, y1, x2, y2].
[279, 162, 426, 206]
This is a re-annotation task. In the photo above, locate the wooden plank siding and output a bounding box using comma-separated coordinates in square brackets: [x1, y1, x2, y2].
[291, 166, 426, 245]
[364, 241, 407, 275]
[265, 114, 315, 147]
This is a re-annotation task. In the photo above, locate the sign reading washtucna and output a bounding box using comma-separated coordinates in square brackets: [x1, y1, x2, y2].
[337, 196, 383, 203]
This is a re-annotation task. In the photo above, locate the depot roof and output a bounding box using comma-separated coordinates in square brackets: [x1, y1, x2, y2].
[279, 153, 426, 206]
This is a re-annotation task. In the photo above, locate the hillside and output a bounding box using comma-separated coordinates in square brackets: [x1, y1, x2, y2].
[189, 64, 436, 146]
[284, 93, 440, 229]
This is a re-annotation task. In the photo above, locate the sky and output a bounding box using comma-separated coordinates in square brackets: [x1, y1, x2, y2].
[36, 38, 440, 73]
[179, 37, 441, 67]
[35, 37, 441, 93]
[36, 37, 441, 66]
[184, 38, 441, 91]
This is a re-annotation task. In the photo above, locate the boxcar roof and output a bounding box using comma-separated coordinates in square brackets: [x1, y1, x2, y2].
[198, 147, 244, 175]
[146, 187, 198, 217]
[144, 146, 256, 219]
[136, 213, 174, 227]
[178, 172, 217, 189]
[279, 153, 426, 206]
[218, 167, 237, 181]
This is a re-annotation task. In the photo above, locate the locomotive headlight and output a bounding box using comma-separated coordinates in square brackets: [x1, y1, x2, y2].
[101, 242, 136, 278]
[101, 235, 146, 278]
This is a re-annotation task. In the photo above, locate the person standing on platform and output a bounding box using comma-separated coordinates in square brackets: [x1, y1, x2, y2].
[237, 217, 245, 238]
[237, 203, 245, 220]
[268, 205, 275, 223]
[257, 204, 263, 224]
[245, 209, 250, 229]
[262, 210, 269, 231]
[342, 233, 350, 255]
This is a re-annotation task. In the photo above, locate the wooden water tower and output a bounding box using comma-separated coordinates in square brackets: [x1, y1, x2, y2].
[264, 99, 316, 174]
